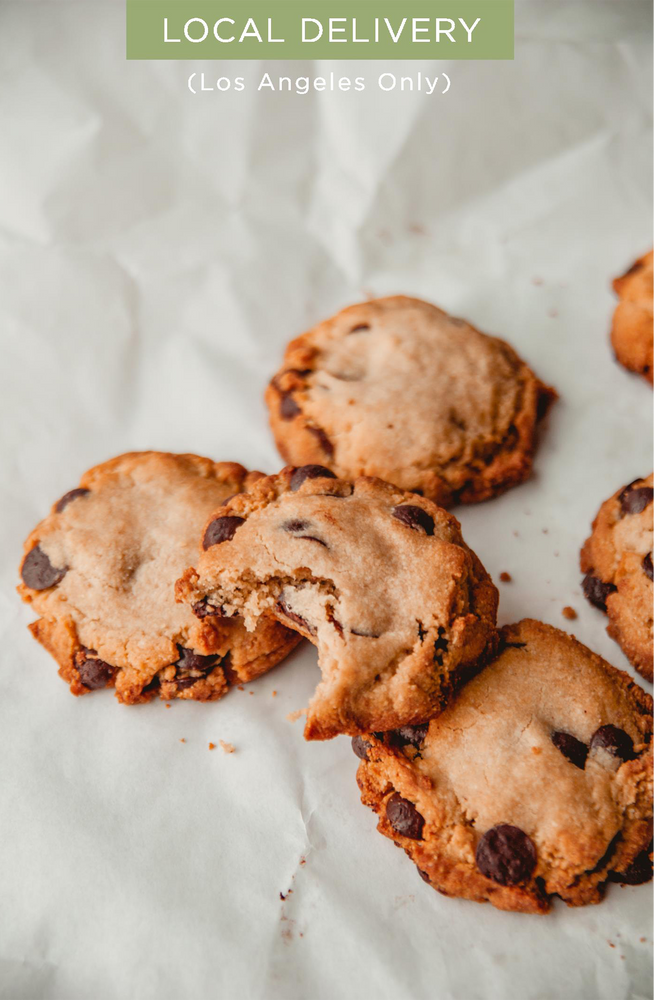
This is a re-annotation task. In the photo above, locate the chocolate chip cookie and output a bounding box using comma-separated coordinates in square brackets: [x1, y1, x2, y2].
[581, 475, 653, 681]
[176, 466, 499, 740]
[18, 452, 300, 703]
[611, 251, 653, 385]
[355, 620, 653, 914]
[265, 296, 557, 506]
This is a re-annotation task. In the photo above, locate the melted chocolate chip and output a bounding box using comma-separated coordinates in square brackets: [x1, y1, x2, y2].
[280, 394, 301, 420]
[392, 724, 429, 750]
[643, 553, 653, 582]
[192, 600, 224, 619]
[281, 519, 328, 547]
[276, 600, 316, 635]
[589, 725, 634, 762]
[417, 867, 431, 884]
[476, 825, 537, 886]
[608, 846, 653, 885]
[21, 545, 67, 591]
[619, 483, 653, 517]
[55, 488, 90, 513]
[175, 676, 198, 690]
[386, 793, 424, 840]
[290, 465, 337, 491]
[582, 572, 617, 612]
[551, 731, 588, 769]
[175, 647, 218, 674]
[351, 736, 371, 761]
[392, 506, 435, 536]
[307, 426, 334, 457]
[77, 655, 114, 690]
[203, 516, 245, 550]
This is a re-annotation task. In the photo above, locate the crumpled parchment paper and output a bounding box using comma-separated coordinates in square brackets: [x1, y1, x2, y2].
[0, 2, 652, 998]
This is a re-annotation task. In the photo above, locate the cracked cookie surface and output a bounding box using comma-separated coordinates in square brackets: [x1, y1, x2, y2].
[176, 465, 498, 739]
[265, 296, 557, 506]
[18, 452, 300, 703]
[611, 250, 653, 385]
[355, 620, 653, 914]
[581, 474, 653, 681]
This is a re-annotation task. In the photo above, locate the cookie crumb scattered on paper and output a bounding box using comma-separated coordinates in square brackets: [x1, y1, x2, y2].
[272, 690, 277, 697]
[179, 738, 186, 744]
[219, 740, 235, 754]
[208, 742, 216, 750]
[286, 709, 305, 723]
[562, 606, 577, 620]
[499, 572, 512, 583]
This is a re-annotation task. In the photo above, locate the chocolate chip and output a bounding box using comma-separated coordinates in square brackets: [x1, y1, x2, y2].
[589, 725, 634, 762]
[582, 572, 617, 612]
[392, 724, 429, 750]
[175, 676, 198, 690]
[77, 655, 114, 690]
[417, 867, 431, 884]
[349, 324, 370, 333]
[433, 627, 449, 666]
[203, 516, 245, 549]
[386, 793, 424, 840]
[21, 545, 67, 591]
[276, 600, 316, 635]
[307, 426, 334, 457]
[281, 519, 327, 547]
[351, 736, 371, 761]
[290, 465, 337, 491]
[192, 600, 224, 619]
[608, 848, 653, 886]
[618, 483, 653, 517]
[175, 647, 218, 674]
[280, 394, 301, 420]
[643, 553, 653, 582]
[551, 731, 588, 769]
[476, 825, 537, 886]
[392, 506, 435, 536]
[55, 488, 90, 513]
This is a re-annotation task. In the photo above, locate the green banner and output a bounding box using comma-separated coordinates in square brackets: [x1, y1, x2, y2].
[126, 1, 514, 60]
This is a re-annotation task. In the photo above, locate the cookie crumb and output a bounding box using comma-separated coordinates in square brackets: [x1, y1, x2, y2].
[249, 690, 254, 696]
[499, 572, 512, 583]
[640, 937, 646, 943]
[208, 742, 216, 750]
[219, 740, 235, 754]
[237, 684, 244, 691]
[287, 709, 305, 723]
[165, 704, 171, 709]
[272, 690, 277, 697]
[562, 606, 577, 620]
[179, 738, 186, 744]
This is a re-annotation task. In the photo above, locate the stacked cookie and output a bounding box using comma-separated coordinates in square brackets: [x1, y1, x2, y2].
[18, 291, 653, 915]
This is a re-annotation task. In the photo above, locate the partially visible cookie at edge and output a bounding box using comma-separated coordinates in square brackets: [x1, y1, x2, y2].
[265, 296, 557, 507]
[611, 250, 653, 385]
[176, 465, 499, 740]
[355, 619, 653, 914]
[18, 452, 301, 703]
[581, 474, 653, 682]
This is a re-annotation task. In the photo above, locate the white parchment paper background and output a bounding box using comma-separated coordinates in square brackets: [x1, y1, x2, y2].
[0, 2, 652, 998]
